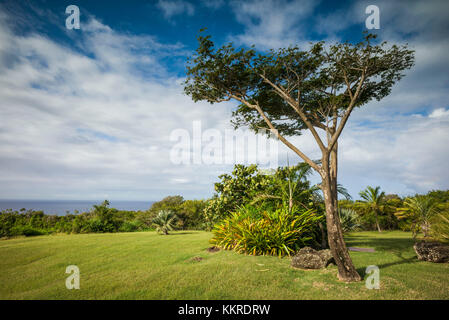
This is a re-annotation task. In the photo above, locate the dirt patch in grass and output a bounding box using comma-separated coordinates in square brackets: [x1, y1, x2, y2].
[190, 256, 204, 262]
[206, 246, 220, 253]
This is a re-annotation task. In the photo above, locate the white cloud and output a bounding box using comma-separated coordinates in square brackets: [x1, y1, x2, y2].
[0, 12, 236, 200]
[429, 108, 449, 119]
[156, 0, 195, 19]
[229, 0, 318, 49]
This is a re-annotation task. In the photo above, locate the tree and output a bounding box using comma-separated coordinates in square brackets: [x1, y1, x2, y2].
[152, 210, 177, 235]
[251, 162, 318, 213]
[184, 32, 414, 281]
[359, 186, 386, 232]
[395, 196, 438, 238]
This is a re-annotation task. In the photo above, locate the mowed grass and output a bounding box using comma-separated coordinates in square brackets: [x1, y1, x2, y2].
[0, 231, 448, 299]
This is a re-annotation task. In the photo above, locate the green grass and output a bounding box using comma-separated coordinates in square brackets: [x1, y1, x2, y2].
[0, 230, 448, 299]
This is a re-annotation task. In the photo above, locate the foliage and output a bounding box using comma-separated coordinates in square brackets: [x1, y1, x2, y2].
[251, 162, 319, 212]
[359, 186, 386, 232]
[203, 164, 273, 229]
[338, 208, 361, 233]
[0, 202, 150, 237]
[152, 210, 177, 235]
[184, 33, 414, 139]
[210, 204, 323, 257]
[430, 212, 449, 244]
[395, 196, 439, 239]
[140, 196, 207, 230]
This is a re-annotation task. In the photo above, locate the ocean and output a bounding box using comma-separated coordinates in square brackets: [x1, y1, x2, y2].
[0, 200, 154, 215]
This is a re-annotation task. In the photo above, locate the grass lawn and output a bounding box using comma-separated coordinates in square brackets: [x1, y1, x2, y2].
[0, 230, 448, 299]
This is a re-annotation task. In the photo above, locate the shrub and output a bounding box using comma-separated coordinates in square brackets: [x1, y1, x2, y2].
[338, 208, 360, 233]
[10, 225, 46, 237]
[210, 205, 323, 257]
[430, 212, 449, 243]
[119, 220, 144, 232]
[152, 210, 177, 235]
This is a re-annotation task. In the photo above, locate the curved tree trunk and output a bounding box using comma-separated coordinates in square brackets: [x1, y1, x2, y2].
[322, 144, 361, 282]
[375, 211, 382, 232]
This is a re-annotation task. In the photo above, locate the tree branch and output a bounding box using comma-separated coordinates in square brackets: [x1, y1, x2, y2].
[258, 73, 327, 153]
[229, 94, 321, 172]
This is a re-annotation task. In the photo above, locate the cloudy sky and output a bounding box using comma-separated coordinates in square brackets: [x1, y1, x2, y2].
[0, 0, 448, 201]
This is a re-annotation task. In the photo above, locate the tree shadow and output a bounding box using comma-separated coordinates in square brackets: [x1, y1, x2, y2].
[345, 234, 415, 252]
[356, 252, 419, 276]
[166, 232, 195, 236]
[346, 233, 420, 275]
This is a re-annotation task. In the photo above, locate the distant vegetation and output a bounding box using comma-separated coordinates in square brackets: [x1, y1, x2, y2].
[1, 165, 448, 247]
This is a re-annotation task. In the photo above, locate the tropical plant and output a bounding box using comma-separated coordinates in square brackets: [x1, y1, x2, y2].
[430, 212, 449, 243]
[338, 208, 360, 233]
[152, 210, 177, 235]
[210, 204, 323, 257]
[251, 162, 319, 212]
[204, 164, 276, 229]
[359, 186, 385, 232]
[395, 196, 438, 239]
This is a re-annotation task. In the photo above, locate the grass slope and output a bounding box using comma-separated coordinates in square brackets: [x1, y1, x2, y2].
[0, 231, 448, 299]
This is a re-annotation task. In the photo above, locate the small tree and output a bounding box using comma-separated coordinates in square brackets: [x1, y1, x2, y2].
[359, 186, 385, 232]
[184, 33, 414, 281]
[152, 210, 177, 235]
[396, 196, 438, 239]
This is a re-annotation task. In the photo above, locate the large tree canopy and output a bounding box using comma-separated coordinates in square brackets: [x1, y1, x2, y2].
[184, 33, 414, 282]
[185, 33, 414, 170]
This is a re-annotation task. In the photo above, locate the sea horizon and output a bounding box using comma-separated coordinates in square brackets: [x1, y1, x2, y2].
[0, 199, 155, 215]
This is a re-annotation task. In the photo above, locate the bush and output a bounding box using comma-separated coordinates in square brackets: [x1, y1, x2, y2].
[152, 210, 177, 235]
[210, 205, 323, 257]
[431, 212, 449, 243]
[119, 220, 144, 232]
[338, 208, 360, 233]
[10, 225, 46, 237]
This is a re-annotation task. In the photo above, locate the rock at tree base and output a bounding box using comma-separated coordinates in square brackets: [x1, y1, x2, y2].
[291, 247, 336, 269]
[414, 241, 449, 263]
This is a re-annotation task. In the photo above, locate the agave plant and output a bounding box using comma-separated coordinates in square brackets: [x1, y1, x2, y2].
[338, 208, 360, 233]
[152, 210, 177, 235]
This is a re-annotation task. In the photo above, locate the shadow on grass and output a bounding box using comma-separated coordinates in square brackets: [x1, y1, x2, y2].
[346, 233, 420, 275]
[345, 234, 415, 252]
[166, 232, 195, 236]
[356, 254, 419, 276]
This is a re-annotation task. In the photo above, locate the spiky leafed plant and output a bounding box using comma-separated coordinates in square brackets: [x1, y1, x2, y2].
[251, 162, 318, 213]
[395, 196, 438, 239]
[359, 186, 385, 232]
[152, 210, 177, 235]
[338, 208, 360, 233]
[430, 212, 449, 243]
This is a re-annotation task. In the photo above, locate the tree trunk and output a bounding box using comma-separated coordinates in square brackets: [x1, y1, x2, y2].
[375, 211, 382, 232]
[322, 147, 361, 282]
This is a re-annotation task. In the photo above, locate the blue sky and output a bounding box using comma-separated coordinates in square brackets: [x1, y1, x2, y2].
[0, 0, 448, 201]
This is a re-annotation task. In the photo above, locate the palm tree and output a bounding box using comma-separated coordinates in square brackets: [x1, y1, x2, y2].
[152, 210, 177, 235]
[252, 162, 318, 213]
[359, 186, 385, 232]
[395, 196, 438, 238]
